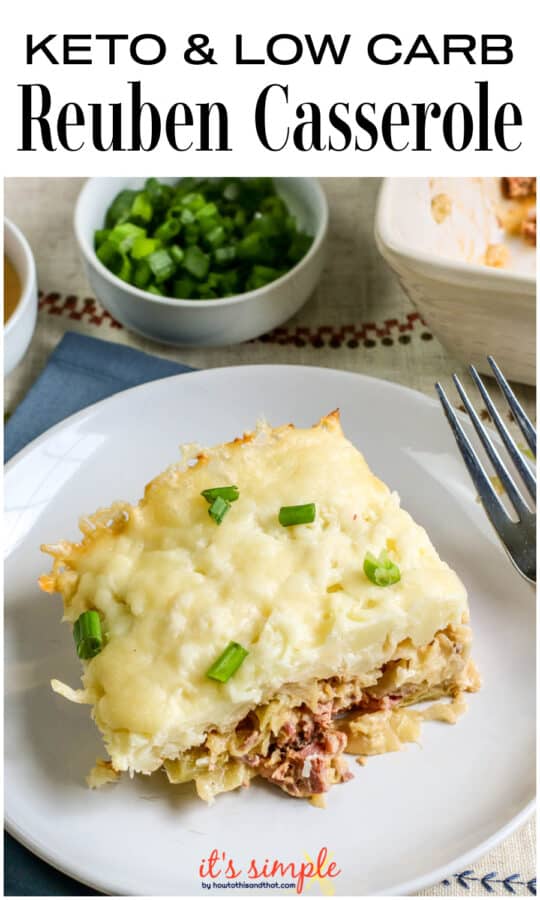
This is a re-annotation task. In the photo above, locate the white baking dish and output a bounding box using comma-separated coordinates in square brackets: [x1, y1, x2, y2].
[375, 178, 536, 385]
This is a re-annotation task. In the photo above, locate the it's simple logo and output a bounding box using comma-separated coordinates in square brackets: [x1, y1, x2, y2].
[199, 846, 341, 894]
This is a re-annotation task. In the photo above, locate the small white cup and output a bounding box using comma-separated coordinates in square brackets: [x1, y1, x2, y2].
[4, 218, 38, 375]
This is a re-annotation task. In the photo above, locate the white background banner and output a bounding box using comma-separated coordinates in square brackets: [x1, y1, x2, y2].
[3, 0, 538, 175]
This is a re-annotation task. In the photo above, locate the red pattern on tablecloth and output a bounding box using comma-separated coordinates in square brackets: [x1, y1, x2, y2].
[38, 291, 431, 348]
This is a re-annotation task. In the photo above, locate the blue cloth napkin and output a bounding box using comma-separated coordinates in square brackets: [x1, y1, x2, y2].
[5, 332, 193, 462]
[5, 332, 193, 896]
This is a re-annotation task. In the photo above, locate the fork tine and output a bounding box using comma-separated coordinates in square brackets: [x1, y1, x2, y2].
[469, 365, 536, 504]
[435, 383, 510, 530]
[488, 356, 536, 457]
[452, 375, 529, 517]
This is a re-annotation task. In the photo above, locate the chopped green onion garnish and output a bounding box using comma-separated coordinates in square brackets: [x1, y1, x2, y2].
[96, 240, 122, 270]
[96, 178, 313, 301]
[196, 201, 218, 221]
[130, 192, 153, 224]
[131, 236, 160, 260]
[238, 232, 263, 260]
[201, 485, 239, 503]
[183, 245, 210, 280]
[214, 245, 237, 264]
[170, 245, 185, 265]
[180, 207, 195, 225]
[73, 610, 103, 659]
[173, 276, 196, 299]
[94, 228, 110, 248]
[144, 177, 172, 211]
[206, 641, 249, 682]
[96, 241, 132, 282]
[133, 260, 152, 289]
[278, 503, 316, 527]
[208, 495, 231, 524]
[105, 189, 137, 229]
[181, 192, 205, 211]
[363, 550, 401, 587]
[147, 248, 176, 284]
[154, 218, 181, 242]
[246, 265, 283, 291]
[108, 223, 146, 253]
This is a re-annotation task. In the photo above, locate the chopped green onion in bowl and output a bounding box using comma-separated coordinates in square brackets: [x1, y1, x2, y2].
[94, 178, 313, 301]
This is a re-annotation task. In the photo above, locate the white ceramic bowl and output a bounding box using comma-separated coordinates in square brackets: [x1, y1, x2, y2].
[4, 218, 38, 376]
[375, 178, 536, 385]
[74, 178, 328, 347]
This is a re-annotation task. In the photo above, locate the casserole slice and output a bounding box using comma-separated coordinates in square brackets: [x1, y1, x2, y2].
[40, 412, 479, 803]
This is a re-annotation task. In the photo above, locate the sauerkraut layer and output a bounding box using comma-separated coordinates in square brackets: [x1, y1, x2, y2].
[160, 623, 479, 802]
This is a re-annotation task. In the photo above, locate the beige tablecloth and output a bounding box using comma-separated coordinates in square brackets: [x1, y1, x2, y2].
[4, 177, 536, 896]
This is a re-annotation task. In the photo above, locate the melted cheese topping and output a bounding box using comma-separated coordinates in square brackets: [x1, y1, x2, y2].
[42, 413, 468, 774]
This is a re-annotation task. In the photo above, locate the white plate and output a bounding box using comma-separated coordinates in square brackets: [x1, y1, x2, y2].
[4, 365, 535, 897]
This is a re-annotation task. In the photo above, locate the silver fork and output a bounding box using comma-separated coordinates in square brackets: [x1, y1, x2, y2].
[436, 356, 536, 584]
